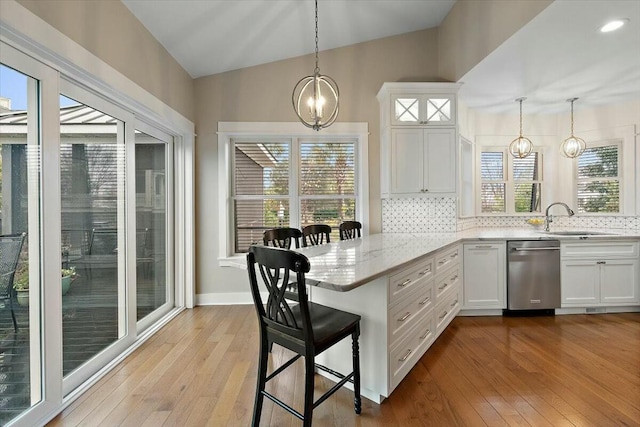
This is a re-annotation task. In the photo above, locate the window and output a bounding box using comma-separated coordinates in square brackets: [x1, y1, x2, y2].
[219, 122, 368, 258]
[576, 142, 620, 213]
[232, 139, 356, 253]
[479, 148, 543, 214]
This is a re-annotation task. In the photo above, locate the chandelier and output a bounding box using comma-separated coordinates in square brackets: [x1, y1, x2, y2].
[509, 97, 534, 159]
[560, 97, 586, 158]
[292, 0, 339, 131]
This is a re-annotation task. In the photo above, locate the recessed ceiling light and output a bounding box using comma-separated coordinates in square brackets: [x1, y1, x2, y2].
[600, 19, 628, 33]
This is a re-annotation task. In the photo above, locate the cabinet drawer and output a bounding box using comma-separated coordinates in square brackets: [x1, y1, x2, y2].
[435, 287, 460, 334]
[434, 264, 460, 301]
[561, 241, 639, 259]
[389, 310, 435, 391]
[389, 257, 434, 305]
[388, 285, 433, 347]
[435, 246, 460, 273]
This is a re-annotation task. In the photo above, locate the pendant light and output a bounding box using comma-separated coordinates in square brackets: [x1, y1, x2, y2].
[292, 0, 339, 131]
[560, 97, 586, 158]
[509, 97, 534, 159]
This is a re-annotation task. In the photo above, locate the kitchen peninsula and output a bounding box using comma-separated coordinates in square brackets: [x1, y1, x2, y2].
[290, 229, 640, 403]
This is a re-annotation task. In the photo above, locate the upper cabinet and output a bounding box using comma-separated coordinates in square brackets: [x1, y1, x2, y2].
[378, 82, 462, 198]
[390, 94, 456, 126]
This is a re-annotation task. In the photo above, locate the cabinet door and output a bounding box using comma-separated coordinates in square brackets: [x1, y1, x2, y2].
[561, 260, 599, 305]
[390, 94, 456, 126]
[391, 95, 421, 125]
[463, 243, 506, 309]
[424, 128, 456, 193]
[390, 128, 424, 194]
[600, 259, 639, 304]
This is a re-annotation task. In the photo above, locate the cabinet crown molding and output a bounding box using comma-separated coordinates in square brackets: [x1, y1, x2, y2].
[377, 82, 463, 100]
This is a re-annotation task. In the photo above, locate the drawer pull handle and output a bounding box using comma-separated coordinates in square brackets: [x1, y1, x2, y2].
[596, 261, 606, 265]
[419, 296, 430, 305]
[473, 245, 492, 249]
[438, 283, 448, 291]
[419, 268, 431, 276]
[439, 310, 448, 320]
[450, 300, 458, 307]
[399, 279, 412, 287]
[438, 260, 446, 265]
[451, 253, 458, 258]
[451, 275, 458, 281]
[398, 312, 412, 322]
[399, 349, 412, 362]
[419, 329, 431, 340]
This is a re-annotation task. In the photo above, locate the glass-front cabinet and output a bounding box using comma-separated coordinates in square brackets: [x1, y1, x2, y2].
[390, 93, 456, 126]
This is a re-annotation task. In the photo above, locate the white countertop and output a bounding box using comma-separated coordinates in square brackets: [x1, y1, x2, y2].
[292, 228, 640, 292]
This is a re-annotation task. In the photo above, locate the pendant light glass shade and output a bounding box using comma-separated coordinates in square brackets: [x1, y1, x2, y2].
[509, 97, 533, 159]
[292, 0, 339, 131]
[560, 98, 586, 158]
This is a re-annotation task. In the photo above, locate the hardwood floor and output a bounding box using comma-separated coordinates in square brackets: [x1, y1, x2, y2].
[47, 307, 640, 427]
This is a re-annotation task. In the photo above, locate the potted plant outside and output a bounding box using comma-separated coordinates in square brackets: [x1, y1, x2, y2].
[61, 266, 77, 295]
[13, 266, 30, 307]
[13, 265, 79, 306]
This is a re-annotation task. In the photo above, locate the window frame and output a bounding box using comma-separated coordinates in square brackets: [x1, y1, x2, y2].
[218, 122, 369, 260]
[573, 139, 622, 215]
[476, 146, 545, 216]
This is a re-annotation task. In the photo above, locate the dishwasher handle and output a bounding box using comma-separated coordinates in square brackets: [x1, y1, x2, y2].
[512, 246, 560, 252]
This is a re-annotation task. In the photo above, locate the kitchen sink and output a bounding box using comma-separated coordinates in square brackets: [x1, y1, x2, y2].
[539, 230, 617, 236]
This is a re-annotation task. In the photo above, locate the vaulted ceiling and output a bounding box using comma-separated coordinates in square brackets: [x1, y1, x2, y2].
[123, 0, 640, 114]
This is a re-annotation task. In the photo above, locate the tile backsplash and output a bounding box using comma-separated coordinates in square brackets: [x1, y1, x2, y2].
[381, 197, 457, 233]
[381, 198, 640, 233]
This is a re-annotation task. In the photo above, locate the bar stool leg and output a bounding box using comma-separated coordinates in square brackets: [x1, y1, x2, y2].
[252, 335, 269, 427]
[352, 327, 361, 414]
[303, 354, 315, 427]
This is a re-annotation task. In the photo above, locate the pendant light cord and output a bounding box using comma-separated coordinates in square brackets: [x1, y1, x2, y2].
[314, 0, 319, 74]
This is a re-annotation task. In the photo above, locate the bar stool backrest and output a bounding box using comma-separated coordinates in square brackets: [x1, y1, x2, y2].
[339, 221, 362, 241]
[263, 227, 303, 249]
[247, 245, 312, 352]
[302, 224, 331, 247]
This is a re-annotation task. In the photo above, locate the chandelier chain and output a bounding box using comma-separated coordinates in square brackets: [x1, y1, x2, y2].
[314, 0, 319, 74]
[570, 99, 575, 135]
[519, 98, 523, 136]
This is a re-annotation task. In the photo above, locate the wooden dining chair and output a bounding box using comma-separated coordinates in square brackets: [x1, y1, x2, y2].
[247, 245, 361, 426]
[339, 221, 362, 240]
[263, 227, 303, 249]
[301, 224, 331, 247]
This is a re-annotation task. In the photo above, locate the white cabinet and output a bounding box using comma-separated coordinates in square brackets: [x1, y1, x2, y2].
[390, 128, 456, 194]
[561, 241, 640, 307]
[462, 242, 506, 309]
[378, 82, 461, 198]
[390, 93, 456, 126]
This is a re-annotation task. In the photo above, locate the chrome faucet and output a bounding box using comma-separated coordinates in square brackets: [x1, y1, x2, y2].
[544, 202, 575, 231]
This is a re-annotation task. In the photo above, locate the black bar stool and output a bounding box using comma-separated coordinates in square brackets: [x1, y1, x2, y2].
[339, 221, 362, 241]
[301, 224, 332, 247]
[247, 245, 362, 426]
[263, 227, 303, 249]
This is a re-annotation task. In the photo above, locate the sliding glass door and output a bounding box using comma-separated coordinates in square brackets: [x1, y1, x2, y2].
[0, 43, 51, 426]
[0, 31, 188, 426]
[135, 126, 174, 329]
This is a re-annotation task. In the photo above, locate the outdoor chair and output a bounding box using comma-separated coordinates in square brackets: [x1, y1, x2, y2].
[0, 233, 26, 333]
[302, 224, 332, 247]
[247, 245, 361, 426]
[339, 221, 362, 241]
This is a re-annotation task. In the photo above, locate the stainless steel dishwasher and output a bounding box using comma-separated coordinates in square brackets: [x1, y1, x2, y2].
[507, 240, 561, 312]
